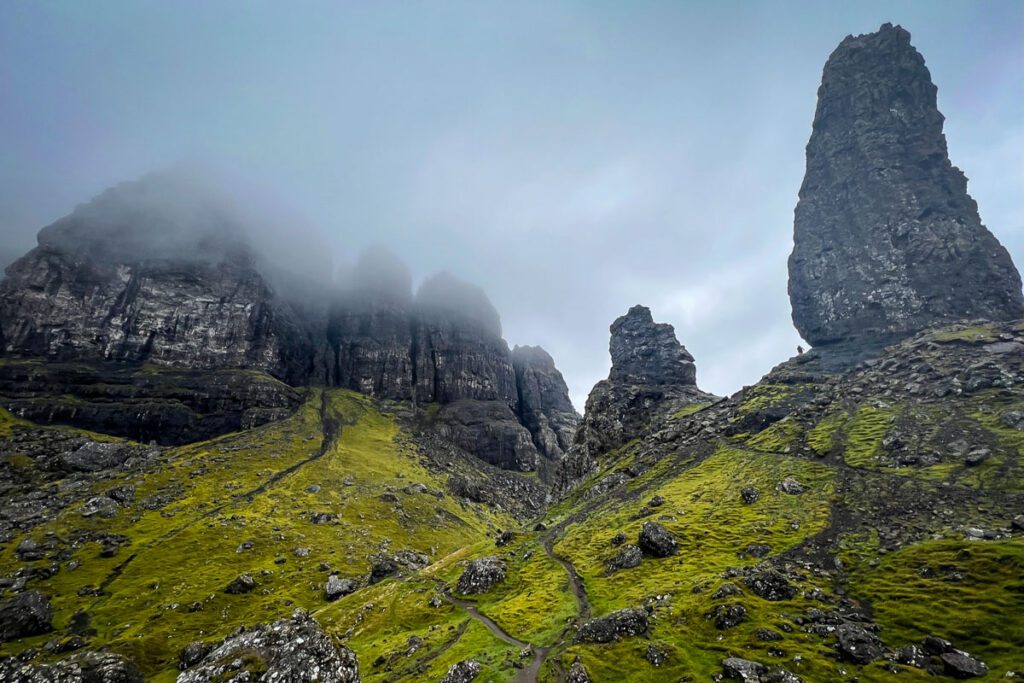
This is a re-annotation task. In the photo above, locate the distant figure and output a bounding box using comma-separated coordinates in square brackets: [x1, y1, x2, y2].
[797, 345, 804, 355]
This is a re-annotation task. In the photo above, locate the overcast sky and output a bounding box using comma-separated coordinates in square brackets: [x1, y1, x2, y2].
[2, 1, 1022, 409]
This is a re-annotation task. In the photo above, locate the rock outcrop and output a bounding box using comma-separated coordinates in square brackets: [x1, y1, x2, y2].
[0, 173, 316, 384]
[0, 175, 577, 471]
[176, 610, 359, 683]
[556, 305, 716, 489]
[789, 23, 1024, 347]
[512, 345, 580, 460]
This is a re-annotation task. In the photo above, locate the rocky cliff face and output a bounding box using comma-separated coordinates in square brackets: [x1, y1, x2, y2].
[512, 345, 580, 460]
[556, 305, 716, 490]
[0, 175, 576, 471]
[789, 23, 1024, 348]
[0, 175, 316, 384]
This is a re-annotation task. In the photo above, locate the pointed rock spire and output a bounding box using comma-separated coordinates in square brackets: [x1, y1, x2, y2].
[789, 23, 1024, 347]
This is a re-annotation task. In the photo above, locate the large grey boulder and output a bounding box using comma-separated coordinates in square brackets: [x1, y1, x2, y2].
[789, 23, 1024, 347]
[176, 610, 358, 683]
[0, 590, 53, 642]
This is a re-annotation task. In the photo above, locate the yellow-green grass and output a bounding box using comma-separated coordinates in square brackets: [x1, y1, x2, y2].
[848, 538, 1024, 678]
[0, 390, 513, 678]
[551, 448, 838, 681]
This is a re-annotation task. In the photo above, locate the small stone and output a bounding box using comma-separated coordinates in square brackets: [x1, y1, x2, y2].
[741, 486, 760, 504]
[225, 573, 257, 594]
[712, 603, 748, 630]
[777, 477, 806, 495]
[941, 651, 988, 678]
[325, 575, 356, 601]
[608, 544, 643, 572]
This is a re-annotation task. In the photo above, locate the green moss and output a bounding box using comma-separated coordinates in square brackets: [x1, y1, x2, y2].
[848, 538, 1024, 675]
[745, 416, 803, 453]
[0, 390, 514, 679]
[930, 325, 1000, 343]
[842, 405, 896, 468]
[671, 403, 710, 420]
[806, 411, 846, 456]
[736, 384, 793, 416]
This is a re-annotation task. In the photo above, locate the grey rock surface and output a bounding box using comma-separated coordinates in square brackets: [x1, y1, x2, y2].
[455, 556, 507, 595]
[176, 609, 358, 683]
[789, 23, 1024, 347]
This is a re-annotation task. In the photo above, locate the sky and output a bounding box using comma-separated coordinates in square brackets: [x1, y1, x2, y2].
[1, 1, 1022, 410]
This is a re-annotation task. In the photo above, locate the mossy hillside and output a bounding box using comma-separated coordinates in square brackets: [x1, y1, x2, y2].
[846, 538, 1024, 678]
[319, 545, 528, 682]
[735, 383, 798, 415]
[670, 402, 711, 420]
[0, 390, 514, 678]
[553, 448, 838, 681]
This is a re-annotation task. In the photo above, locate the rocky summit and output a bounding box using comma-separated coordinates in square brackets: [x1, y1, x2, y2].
[1, 20, 1024, 683]
[789, 23, 1024, 348]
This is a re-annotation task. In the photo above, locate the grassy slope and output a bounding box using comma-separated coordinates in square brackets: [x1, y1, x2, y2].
[0, 390, 514, 679]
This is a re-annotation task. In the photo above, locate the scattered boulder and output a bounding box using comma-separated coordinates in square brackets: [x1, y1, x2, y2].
[455, 556, 506, 595]
[224, 573, 257, 594]
[941, 651, 988, 679]
[440, 660, 481, 683]
[81, 496, 119, 518]
[742, 543, 772, 558]
[574, 607, 649, 643]
[1011, 514, 1024, 531]
[610, 532, 627, 546]
[834, 623, 882, 664]
[495, 531, 516, 547]
[776, 477, 806, 495]
[566, 657, 592, 683]
[177, 609, 358, 682]
[0, 590, 53, 641]
[324, 575, 356, 601]
[743, 568, 797, 601]
[722, 658, 764, 682]
[741, 486, 760, 504]
[638, 521, 677, 557]
[712, 604, 748, 630]
[712, 583, 742, 599]
[646, 644, 668, 667]
[608, 544, 643, 572]
[179, 642, 212, 670]
[0, 651, 143, 682]
[895, 644, 928, 668]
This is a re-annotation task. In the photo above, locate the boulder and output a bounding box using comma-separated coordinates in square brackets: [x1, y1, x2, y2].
[941, 651, 988, 679]
[440, 660, 481, 683]
[834, 623, 882, 664]
[744, 568, 797, 601]
[0, 590, 53, 641]
[574, 607, 649, 643]
[455, 556, 507, 595]
[638, 521, 677, 557]
[0, 651, 143, 682]
[324, 575, 356, 601]
[608, 544, 643, 572]
[177, 610, 358, 683]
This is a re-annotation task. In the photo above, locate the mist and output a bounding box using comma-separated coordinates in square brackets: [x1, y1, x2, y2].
[2, 1, 1022, 409]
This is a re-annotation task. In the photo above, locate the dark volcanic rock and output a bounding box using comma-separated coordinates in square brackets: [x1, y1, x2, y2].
[455, 556, 507, 594]
[566, 656, 592, 683]
[512, 345, 580, 460]
[176, 609, 358, 683]
[574, 607, 649, 643]
[432, 401, 540, 471]
[440, 660, 481, 683]
[557, 305, 716, 489]
[0, 590, 53, 642]
[638, 521, 678, 557]
[0, 651, 143, 682]
[833, 623, 882, 664]
[608, 544, 643, 572]
[0, 173, 317, 384]
[789, 23, 1024, 347]
[412, 272, 518, 406]
[941, 651, 988, 679]
[744, 568, 797, 601]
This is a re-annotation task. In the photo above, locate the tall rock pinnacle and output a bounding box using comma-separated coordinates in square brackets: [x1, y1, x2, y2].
[554, 305, 715, 491]
[789, 23, 1024, 347]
